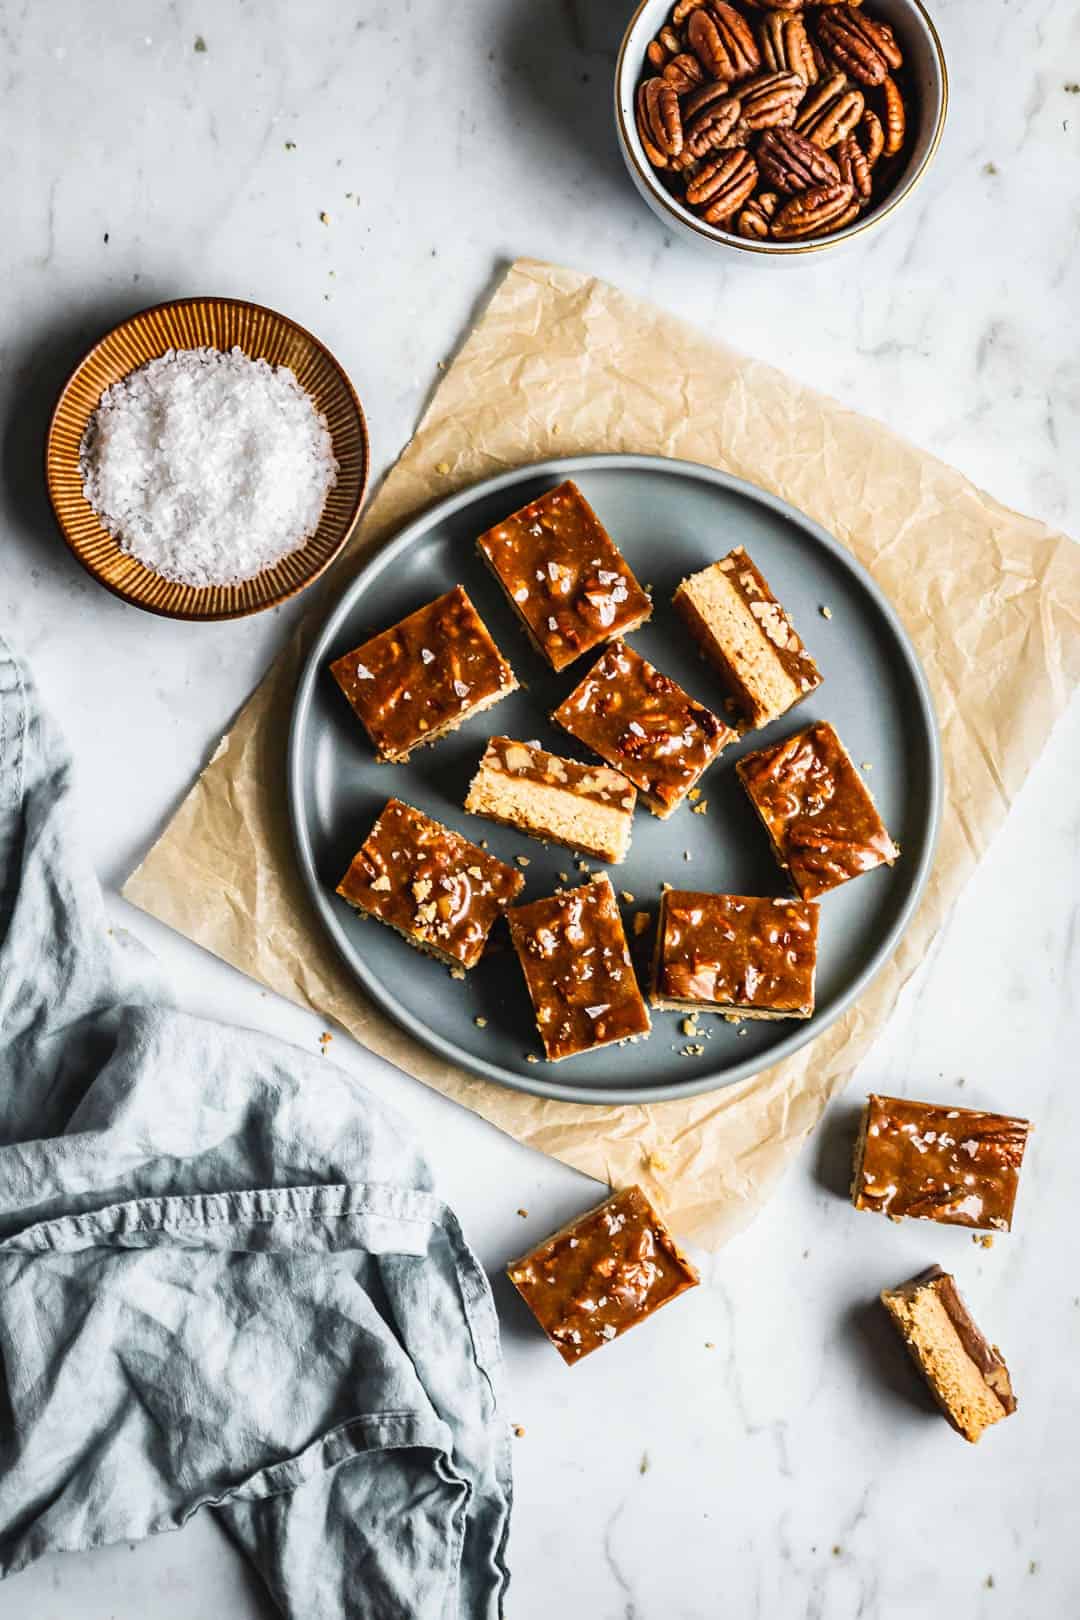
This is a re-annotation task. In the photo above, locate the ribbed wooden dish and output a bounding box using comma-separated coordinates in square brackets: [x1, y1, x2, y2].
[45, 296, 369, 620]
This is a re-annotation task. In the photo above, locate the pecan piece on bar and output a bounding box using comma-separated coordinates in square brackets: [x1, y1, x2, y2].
[685, 147, 759, 224]
[639, 76, 685, 159]
[880, 74, 906, 154]
[735, 70, 807, 133]
[684, 90, 744, 158]
[759, 11, 819, 84]
[794, 71, 864, 148]
[815, 5, 902, 86]
[757, 126, 841, 193]
[687, 2, 760, 84]
[735, 190, 779, 238]
[771, 180, 855, 238]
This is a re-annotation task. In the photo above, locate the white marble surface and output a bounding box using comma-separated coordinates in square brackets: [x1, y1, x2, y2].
[2, 1, 1078, 1615]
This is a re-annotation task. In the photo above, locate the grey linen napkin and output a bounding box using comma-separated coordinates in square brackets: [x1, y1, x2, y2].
[0, 635, 511, 1618]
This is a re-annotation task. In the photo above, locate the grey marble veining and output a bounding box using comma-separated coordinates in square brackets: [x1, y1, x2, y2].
[1, 0, 1078, 1615]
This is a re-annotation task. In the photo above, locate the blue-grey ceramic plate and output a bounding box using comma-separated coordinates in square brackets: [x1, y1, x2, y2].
[288, 455, 941, 1105]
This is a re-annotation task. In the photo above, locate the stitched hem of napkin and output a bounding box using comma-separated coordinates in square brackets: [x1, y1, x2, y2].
[0, 1182, 444, 1253]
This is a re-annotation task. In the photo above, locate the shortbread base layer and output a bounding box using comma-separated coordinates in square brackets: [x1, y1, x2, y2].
[675, 570, 813, 729]
[465, 767, 633, 864]
[881, 1276, 1015, 1443]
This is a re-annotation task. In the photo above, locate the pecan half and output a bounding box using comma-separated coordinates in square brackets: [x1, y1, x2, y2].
[757, 126, 841, 193]
[742, 0, 804, 10]
[636, 82, 670, 169]
[735, 190, 779, 238]
[672, 0, 709, 21]
[829, 197, 863, 230]
[687, 3, 760, 84]
[683, 78, 734, 118]
[759, 11, 819, 85]
[638, 77, 684, 160]
[736, 70, 807, 133]
[835, 132, 872, 198]
[646, 24, 683, 68]
[880, 74, 906, 154]
[685, 148, 759, 224]
[663, 52, 706, 92]
[794, 72, 864, 148]
[815, 6, 902, 87]
[771, 180, 855, 238]
[859, 106, 885, 166]
[684, 90, 744, 158]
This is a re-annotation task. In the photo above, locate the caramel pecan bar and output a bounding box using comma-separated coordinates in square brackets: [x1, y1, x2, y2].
[881, 1266, 1017, 1443]
[476, 481, 651, 672]
[508, 875, 651, 1061]
[674, 546, 822, 728]
[329, 585, 517, 762]
[465, 736, 637, 864]
[552, 640, 733, 818]
[507, 1185, 699, 1365]
[736, 720, 898, 898]
[852, 1095, 1031, 1231]
[336, 798, 523, 969]
[651, 891, 818, 1019]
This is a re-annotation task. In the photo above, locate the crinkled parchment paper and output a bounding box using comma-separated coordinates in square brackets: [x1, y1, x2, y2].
[124, 259, 1080, 1249]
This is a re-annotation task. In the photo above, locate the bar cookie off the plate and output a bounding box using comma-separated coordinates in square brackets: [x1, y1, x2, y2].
[881, 1266, 1017, 1443]
[508, 875, 650, 1061]
[651, 891, 818, 1020]
[465, 736, 637, 864]
[329, 584, 517, 762]
[852, 1094, 1031, 1231]
[476, 480, 651, 671]
[507, 1185, 699, 1365]
[736, 720, 898, 899]
[336, 798, 523, 969]
[552, 640, 734, 818]
[673, 546, 822, 729]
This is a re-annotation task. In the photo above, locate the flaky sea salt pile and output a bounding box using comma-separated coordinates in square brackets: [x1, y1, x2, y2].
[79, 346, 339, 586]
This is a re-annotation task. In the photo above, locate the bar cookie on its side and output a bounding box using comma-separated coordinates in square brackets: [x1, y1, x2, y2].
[881, 1266, 1017, 1443]
[674, 546, 822, 729]
[465, 736, 636, 864]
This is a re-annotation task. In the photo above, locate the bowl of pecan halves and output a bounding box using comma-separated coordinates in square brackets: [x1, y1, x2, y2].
[616, 0, 947, 251]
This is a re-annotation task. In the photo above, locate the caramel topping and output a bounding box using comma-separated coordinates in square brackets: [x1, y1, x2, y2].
[854, 1095, 1031, 1231]
[507, 1185, 699, 1364]
[329, 585, 516, 760]
[337, 798, 523, 968]
[552, 640, 733, 813]
[508, 876, 650, 1060]
[477, 481, 651, 671]
[655, 891, 818, 1013]
[737, 720, 898, 898]
[481, 736, 635, 810]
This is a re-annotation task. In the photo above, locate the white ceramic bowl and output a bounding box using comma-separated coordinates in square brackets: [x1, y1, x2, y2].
[615, 0, 948, 255]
